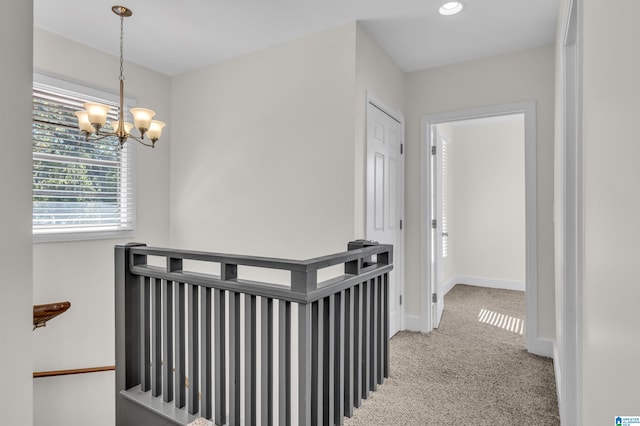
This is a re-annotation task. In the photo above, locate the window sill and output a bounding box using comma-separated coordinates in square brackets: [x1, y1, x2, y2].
[33, 229, 135, 244]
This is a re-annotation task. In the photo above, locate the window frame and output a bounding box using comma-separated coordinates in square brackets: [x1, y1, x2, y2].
[32, 73, 137, 243]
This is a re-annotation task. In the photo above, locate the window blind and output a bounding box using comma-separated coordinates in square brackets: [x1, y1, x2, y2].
[33, 83, 136, 239]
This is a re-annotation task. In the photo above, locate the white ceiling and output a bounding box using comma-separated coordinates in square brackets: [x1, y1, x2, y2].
[34, 0, 559, 76]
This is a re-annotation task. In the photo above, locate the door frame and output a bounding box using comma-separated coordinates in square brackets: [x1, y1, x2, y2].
[419, 101, 550, 356]
[557, 0, 582, 423]
[365, 94, 405, 334]
[430, 126, 446, 328]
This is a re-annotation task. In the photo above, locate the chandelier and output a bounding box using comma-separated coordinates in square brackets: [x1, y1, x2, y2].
[74, 5, 165, 148]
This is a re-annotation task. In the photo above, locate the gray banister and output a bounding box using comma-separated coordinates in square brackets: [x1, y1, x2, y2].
[127, 243, 392, 275]
[115, 240, 392, 426]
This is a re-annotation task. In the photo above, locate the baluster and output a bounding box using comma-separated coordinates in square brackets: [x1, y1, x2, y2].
[245, 294, 257, 425]
[377, 276, 384, 385]
[353, 284, 362, 407]
[229, 291, 241, 425]
[187, 284, 199, 414]
[344, 287, 354, 417]
[362, 280, 370, 399]
[162, 280, 174, 402]
[298, 302, 312, 426]
[214, 288, 226, 426]
[175, 282, 186, 408]
[261, 297, 274, 426]
[334, 290, 345, 424]
[371, 277, 378, 392]
[140, 276, 151, 392]
[383, 273, 389, 379]
[312, 299, 324, 425]
[279, 300, 291, 426]
[152, 278, 162, 397]
[325, 295, 335, 424]
[201, 286, 212, 419]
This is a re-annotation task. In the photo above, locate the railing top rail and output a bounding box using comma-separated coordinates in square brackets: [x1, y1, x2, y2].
[300, 244, 392, 269]
[129, 245, 309, 271]
[119, 240, 393, 296]
[128, 243, 392, 272]
[127, 263, 393, 304]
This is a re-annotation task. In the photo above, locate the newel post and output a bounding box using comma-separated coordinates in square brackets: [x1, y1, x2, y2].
[292, 265, 316, 425]
[115, 242, 146, 424]
[346, 239, 378, 274]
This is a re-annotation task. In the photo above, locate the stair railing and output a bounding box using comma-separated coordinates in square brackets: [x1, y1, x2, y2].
[115, 240, 392, 426]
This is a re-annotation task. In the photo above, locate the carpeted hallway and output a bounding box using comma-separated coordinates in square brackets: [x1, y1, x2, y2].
[344, 284, 560, 425]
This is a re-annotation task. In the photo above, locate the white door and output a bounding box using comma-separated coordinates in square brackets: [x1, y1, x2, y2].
[431, 126, 446, 328]
[366, 101, 404, 336]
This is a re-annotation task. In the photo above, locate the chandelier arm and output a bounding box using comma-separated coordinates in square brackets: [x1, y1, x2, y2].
[94, 131, 118, 140]
[128, 135, 155, 148]
[85, 132, 118, 143]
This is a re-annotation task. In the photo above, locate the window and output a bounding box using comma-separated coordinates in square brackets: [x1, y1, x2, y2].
[32, 76, 136, 242]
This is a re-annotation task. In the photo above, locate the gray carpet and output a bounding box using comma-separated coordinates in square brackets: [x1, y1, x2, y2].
[344, 284, 560, 425]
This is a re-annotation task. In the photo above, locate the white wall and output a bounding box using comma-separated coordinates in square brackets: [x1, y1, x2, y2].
[405, 45, 556, 340]
[0, 1, 34, 424]
[169, 24, 357, 260]
[580, 0, 640, 423]
[32, 29, 171, 426]
[444, 117, 525, 286]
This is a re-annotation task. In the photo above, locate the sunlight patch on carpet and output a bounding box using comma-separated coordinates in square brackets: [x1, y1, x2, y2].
[478, 308, 525, 334]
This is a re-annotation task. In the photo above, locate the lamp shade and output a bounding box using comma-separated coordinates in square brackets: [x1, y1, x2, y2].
[75, 111, 96, 133]
[147, 120, 166, 141]
[130, 107, 156, 131]
[83, 102, 111, 126]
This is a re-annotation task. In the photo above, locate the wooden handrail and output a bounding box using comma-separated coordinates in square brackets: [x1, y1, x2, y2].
[33, 365, 115, 378]
[33, 301, 71, 330]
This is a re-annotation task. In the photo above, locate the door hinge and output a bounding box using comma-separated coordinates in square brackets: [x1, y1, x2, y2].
[431, 145, 437, 155]
[400, 295, 403, 305]
[400, 143, 404, 155]
[432, 293, 438, 303]
[432, 219, 437, 229]
[400, 219, 403, 230]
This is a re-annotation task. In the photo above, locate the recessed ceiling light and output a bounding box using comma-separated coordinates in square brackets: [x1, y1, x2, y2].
[439, 1, 465, 16]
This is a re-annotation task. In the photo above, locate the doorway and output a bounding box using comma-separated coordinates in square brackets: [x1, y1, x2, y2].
[430, 115, 526, 329]
[420, 102, 549, 356]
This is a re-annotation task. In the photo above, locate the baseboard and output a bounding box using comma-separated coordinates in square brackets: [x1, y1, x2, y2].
[445, 275, 526, 293]
[403, 314, 423, 332]
[527, 336, 554, 358]
[443, 277, 458, 295]
[553, 343, 564, 425]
